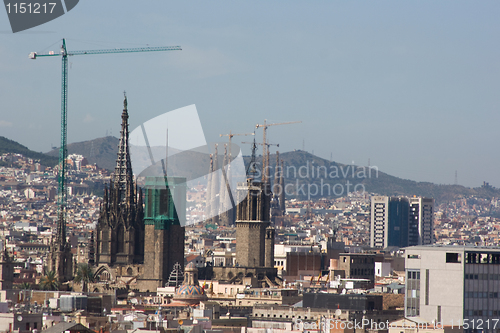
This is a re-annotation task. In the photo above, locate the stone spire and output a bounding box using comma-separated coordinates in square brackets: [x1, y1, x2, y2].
[50, 172, 73, 281]
[94, 96, 145, 266]
[113, 93, 134, 203]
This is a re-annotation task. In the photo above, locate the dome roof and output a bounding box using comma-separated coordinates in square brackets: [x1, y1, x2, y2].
[175, 284, 205, 296]
[185, 262, 196, 270]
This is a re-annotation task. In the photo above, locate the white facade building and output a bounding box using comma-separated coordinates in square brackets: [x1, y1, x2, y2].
[405, 245, 500, 325]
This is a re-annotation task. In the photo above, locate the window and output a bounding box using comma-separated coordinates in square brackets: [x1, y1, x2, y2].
[406, 269, 421, 317]
[446, 253, 461, 263]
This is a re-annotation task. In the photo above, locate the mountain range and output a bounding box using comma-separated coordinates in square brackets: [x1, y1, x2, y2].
[2, 135, 499, 203]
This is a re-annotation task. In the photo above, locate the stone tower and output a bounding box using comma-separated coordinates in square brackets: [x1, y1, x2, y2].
[235, 179, 274, 267]
[48, 192, 73, 281]
[0, 247, 14, 290]
[95, 96, 145, 266]
[141, 176, 185, 290]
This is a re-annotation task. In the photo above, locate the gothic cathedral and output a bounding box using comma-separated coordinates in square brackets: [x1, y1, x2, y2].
[91, 96, 185, 293]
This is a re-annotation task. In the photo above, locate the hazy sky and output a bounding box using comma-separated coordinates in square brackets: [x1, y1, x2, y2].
[1, 1, 499, 188]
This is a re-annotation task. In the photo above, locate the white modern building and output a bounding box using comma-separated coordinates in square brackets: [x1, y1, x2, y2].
[371, 196, 390, 248]
[405, 245, 500, 325]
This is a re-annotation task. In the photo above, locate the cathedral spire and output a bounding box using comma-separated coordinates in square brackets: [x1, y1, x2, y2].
[114, 93, 134, 203]
[56, 210, 67, 251]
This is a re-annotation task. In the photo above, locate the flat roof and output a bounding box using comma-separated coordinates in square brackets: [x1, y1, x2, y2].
[404, 245, 500, 252]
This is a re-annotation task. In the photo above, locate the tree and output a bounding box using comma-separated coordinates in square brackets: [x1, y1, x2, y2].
[18, 282, 32, 290]
[39, 270, 59, 291]
[74, 263, 95, 293]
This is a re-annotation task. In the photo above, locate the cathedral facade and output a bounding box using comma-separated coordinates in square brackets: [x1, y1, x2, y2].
[91, 97, 185, 293]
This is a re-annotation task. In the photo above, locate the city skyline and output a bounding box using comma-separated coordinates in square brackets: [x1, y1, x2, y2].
[1, 1, 499, 188]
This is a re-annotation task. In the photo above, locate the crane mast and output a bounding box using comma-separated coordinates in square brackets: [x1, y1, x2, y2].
[255, 119, 301, 183]
[30, 38, 181, 240]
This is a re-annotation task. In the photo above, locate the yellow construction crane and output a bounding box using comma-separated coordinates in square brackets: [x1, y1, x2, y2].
[255, 120, 301, 182]
[219, 130, 254, 159]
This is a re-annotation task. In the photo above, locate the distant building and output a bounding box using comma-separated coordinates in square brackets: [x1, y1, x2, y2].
[409, 197, 434, 245]
[0, 311, 42, 333]
[371, 196, 409, 248]
[371, 196, 434, 249]
[303, 293, 383, 311]
[338, 253, 376, 286]
[405, 245, 500, 324]
[375, 261, 392, 277]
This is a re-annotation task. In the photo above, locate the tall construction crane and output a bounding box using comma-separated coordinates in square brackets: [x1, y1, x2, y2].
[220, 130, 254, 143]
[255, 119, 301, 182]
[30, 38, 181, 236]
[241, 141, 279, 148]
[241, 140, 279, 179]
[220, 130, 254, 160]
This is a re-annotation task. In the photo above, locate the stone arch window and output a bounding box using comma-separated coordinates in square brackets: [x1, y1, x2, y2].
[227, 272, 234, 279]
[127, 267, 133, 275]
[100, 270, 110, 281]
[116, 224, 125, 253]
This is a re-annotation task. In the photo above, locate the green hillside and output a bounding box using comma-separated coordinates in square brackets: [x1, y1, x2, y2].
[46, 136, 120, 170]
[0, 136, 59, 167]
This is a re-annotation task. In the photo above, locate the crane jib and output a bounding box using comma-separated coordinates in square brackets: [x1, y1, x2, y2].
[30, 46, 181, 58]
